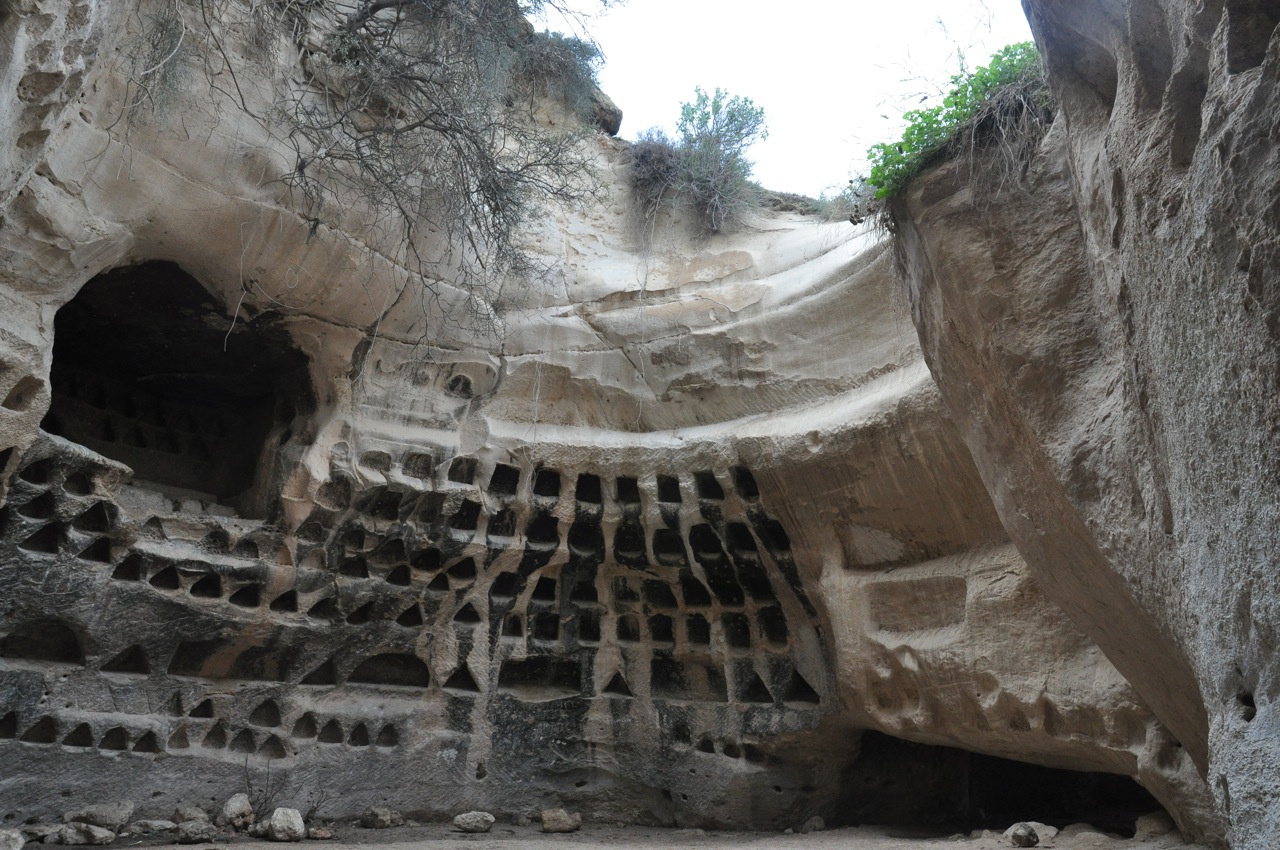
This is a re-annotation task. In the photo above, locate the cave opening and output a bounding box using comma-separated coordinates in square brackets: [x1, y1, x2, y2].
[42, 262, 313, 518]
[835, 731, 1162, 836]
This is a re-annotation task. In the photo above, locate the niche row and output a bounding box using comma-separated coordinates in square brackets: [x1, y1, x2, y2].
[1, 452, 118, 562]
[0, 712, 164, 754]
[0, 700, 404, 762]
[101, 520, 795, 654]
[314, 460, 763, 520]
[438, 461, 762, 507]
[0, 444, 276, 567]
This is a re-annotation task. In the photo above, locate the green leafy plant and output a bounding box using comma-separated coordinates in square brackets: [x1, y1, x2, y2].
[865, 41, 1050, 200]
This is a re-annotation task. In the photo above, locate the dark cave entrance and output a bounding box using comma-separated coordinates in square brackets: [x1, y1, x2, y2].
[835, 731, 1162, 836]
[41, 262, 313, 517]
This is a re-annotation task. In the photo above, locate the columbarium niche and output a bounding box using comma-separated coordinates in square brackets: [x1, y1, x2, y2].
[42, 262, 313, 516]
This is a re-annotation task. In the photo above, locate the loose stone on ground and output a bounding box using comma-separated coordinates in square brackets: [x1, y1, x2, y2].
[43, 824, 114, 846]
[221, 794, 256, 831]
[540, 809, 582, 833]
[1004, 822, 1038, 847]
[266, 809, 307, 842]
[61, 804, 133, 833]
[452, 813, 495, 834]
[174, 820, 217, 844]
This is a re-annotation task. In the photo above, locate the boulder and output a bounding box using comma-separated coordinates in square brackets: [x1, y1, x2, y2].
[44, 824, 115, 846]
[306, 827, 334, 840]
[1026, 822, 1058, 841]
[17, 827, 57, 843]
[123, 821, 176, 835]
[451, 812, 495, 834]
[0, 829, 23, 850]
[1004, 822, 1038, 847]
[174, 820, 217, 844]
[62, 803, 133, 832]
[220, 794, 255, 831]
[539, 809, 581, 833]
[265, 809, 306, 842]
[590, 88, 622, 136]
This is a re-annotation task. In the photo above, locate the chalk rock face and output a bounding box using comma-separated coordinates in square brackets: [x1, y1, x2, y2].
[174, 820, 217, 844]
[894, 0, 1280, 845]
[0, 0, 1218, 837]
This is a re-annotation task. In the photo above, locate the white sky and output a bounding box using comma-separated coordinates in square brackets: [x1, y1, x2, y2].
[545, 1, 1034, 197]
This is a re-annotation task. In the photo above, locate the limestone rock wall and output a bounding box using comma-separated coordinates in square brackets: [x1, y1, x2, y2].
[893, 0, 1280, 844]
[0, 0, 1218, 834]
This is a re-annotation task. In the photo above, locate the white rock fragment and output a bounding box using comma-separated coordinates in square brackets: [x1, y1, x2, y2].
[17, 826, 57, 843]
[539, 809, 581, 833]
[220, 793, 255, 831]
[62, 803, 134, 833]
[452, 812, 495, 833]
[44, 824, 115, 846]
[124, 820, 177, 835]
[1005, 822, 1038, 847]
[266, 808, 306, 842]
[175, 820, 217, 844]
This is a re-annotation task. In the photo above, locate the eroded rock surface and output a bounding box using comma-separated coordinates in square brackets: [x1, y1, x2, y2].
[894, 0, 1280, 845]
[0, 0, 1222, 838]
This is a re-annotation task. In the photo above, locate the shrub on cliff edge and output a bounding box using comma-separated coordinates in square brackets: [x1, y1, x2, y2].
[676, 87, 768, 232]
[629, 87, 768, 235]
[865, 41, 1051, 201]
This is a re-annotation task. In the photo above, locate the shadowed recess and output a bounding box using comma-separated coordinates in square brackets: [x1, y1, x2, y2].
[42, 262, 314, 516]
[348, 653, 431, 688]
[497, 656, 581, 698]
[0, 619, 84, 665]
[835, 732, 1161, 835]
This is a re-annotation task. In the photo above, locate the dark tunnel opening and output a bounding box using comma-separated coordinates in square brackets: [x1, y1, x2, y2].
[835, 731, 1162, 836]
[41, 261, 314, 517]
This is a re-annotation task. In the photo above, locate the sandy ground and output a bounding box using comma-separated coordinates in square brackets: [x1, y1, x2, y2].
[212, 822, 1205, 850]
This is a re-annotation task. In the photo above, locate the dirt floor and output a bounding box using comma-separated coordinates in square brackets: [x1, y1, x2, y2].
[217, 822, 1205, 850]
